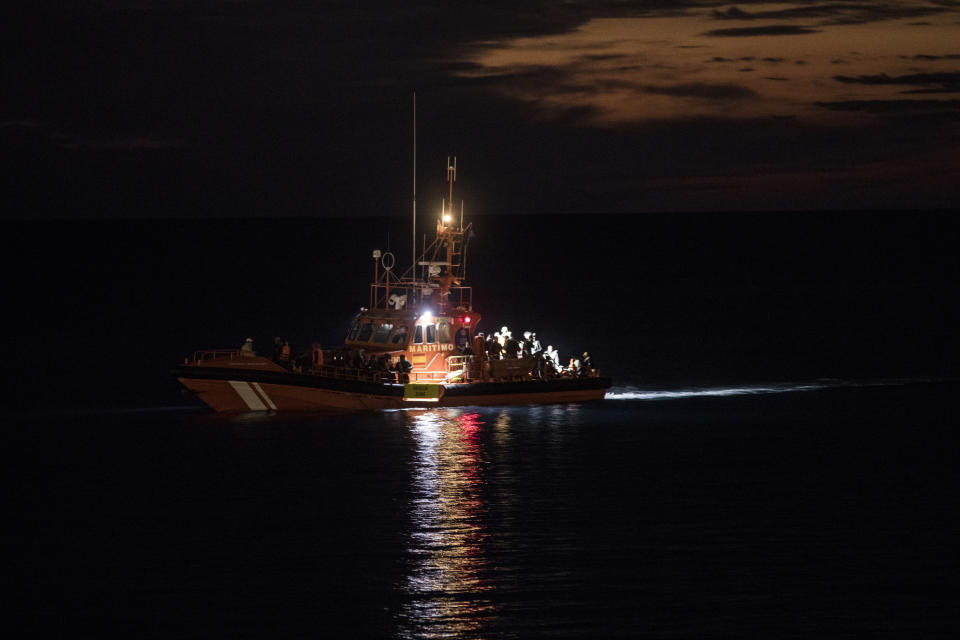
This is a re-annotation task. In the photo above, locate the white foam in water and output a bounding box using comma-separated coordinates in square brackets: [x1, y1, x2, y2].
[604, 378, 927, 401]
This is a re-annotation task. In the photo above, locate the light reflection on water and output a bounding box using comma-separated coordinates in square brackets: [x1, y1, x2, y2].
[397, 409, 498, 638]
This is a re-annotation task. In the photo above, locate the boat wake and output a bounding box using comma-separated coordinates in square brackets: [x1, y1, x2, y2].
[605, 377, 937, 401]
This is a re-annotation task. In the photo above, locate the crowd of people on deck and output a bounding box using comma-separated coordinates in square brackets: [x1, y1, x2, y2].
[475, 326, 594, 380]
[239, 324, 594, 382]
[240, 336, 415, 383]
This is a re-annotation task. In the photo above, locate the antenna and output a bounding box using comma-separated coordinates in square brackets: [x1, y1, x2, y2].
[447, 156, 456, 217]
[412, 92, 417, 278]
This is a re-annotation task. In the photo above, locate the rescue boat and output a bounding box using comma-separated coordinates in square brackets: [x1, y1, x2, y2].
[174, 159, 611, 411]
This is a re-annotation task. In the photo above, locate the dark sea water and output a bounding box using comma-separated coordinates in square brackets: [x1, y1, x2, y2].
[6, 212, 959, 637]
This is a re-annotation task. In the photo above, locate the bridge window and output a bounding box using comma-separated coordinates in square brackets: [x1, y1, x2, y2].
[347, 320, 360, 341]
[357, 322, 374, 342]
[437, 321, 451, 344]
[390, 324, 408, 345]
[426, 324, 436, 344]
[373, 323, 393, 343]
[414, 325, 423, 344]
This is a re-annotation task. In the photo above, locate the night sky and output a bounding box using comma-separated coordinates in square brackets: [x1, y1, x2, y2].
[3, 1, 959, 219]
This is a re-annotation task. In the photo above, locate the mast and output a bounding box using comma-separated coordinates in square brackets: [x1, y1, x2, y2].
[412, 92, 417, 280]
[446, 156, 456, 227]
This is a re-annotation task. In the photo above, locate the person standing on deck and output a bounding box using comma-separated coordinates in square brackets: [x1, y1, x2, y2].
[544, 345, 560, 377]
[394, 354, 412, 383]
[488, 333, 503, 359]
[505, 334, 520, 359]
[579, 352, 593, 378]
[521, 331, 533, 358]
[530, 333, 542, 357]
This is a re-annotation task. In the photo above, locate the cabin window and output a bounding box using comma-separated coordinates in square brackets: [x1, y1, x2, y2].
[390, 324, 408, 345]
[372, 323, 393, 343]
[425, 324, 436, 344]
[414, 325, 423, 344]
[357, 322, 374, 342]
[347, 320, 361, 341]
[437, 321, 451, 344]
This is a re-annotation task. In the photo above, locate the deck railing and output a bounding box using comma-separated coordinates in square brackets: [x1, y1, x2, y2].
[188, 350, 597, 384]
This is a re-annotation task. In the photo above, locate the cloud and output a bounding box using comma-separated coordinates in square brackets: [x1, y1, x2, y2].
[833, 72, 960, 92]
[640, 82, 756, 100]
[1, 119, 188, 150]
[1, 119, 43, 130]
[712, 56, 789, 63]
[815, 99, 960, 115]
[704, 25, 820, 37]
[710, 3, 952, 26]
[901, 53, 960, 60]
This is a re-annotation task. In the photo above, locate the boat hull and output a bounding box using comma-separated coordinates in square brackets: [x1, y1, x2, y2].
[175, 366, 610, 412]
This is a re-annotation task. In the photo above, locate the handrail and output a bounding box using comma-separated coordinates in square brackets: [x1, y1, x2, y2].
[369, 281, 473, 312]
[187, 350, 600, 384]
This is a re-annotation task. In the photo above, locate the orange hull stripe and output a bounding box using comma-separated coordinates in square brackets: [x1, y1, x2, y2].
[179, 378, 606, 412]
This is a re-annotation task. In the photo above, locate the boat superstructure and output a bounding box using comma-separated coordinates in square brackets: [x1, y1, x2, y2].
[175, 158, 611, 411]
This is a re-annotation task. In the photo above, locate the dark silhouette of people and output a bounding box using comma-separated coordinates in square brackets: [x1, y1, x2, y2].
[378, 354, 394, 382]
[487, 334, 502, 359]
[394, 354, 412, 383]
[504, 334, 520, 359]
[352, 349, 366, 370]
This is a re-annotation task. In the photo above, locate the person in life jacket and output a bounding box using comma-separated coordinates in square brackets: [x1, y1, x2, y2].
[280, 341, 291, 366]
[394, 354, 413, 383]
